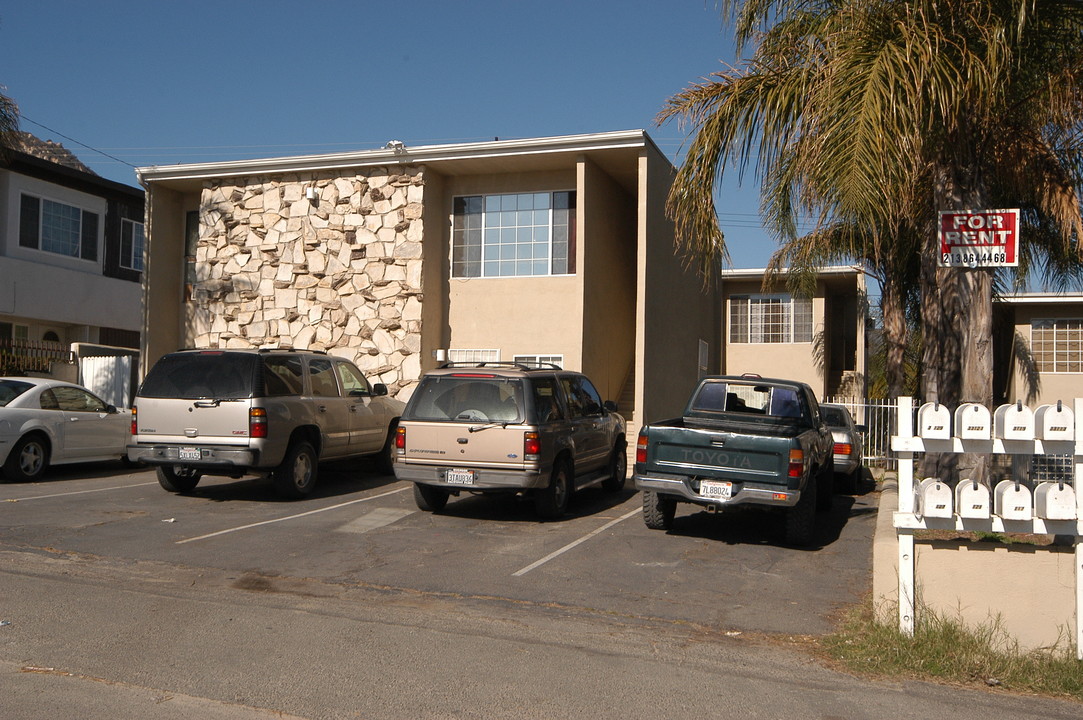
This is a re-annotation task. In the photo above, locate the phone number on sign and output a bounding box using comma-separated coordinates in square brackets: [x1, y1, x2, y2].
[942, 250, 1008, 265]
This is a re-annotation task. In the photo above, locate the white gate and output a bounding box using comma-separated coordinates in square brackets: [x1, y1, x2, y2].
[79, 355, 133, 409]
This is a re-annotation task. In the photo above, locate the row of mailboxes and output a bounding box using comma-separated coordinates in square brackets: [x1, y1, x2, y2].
[917, 401, 1075, 441]
[915, 477, 1078, 520]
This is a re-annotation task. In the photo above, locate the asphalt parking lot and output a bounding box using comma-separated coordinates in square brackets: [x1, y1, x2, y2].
[0, 459, 877, 636]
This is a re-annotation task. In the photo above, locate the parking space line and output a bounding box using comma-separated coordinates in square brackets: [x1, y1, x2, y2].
[4, 481, 158, 501]
[176, 485, 411, 544]
[512, 507, 642, 577]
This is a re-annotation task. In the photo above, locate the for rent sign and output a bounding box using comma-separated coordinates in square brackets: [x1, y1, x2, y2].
[938, 209, 1019, 267]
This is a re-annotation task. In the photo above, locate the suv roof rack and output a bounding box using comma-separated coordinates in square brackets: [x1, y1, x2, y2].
[172, 347, 328, 355]
[438, 361, 562, 371]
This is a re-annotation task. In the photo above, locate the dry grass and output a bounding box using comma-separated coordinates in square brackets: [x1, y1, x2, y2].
[821, 600, 1083, 700]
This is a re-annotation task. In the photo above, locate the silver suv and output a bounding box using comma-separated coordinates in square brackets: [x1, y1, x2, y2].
[128, 349, 404, 498]
[393, 362, 626, 518]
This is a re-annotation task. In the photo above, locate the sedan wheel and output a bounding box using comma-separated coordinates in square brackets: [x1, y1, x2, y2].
[3, 435, 49, 482]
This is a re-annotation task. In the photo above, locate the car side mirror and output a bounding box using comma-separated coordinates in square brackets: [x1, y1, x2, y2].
[856, 424, 867, 433]
[603, 400, 618, 413]
[371, 383, 389, 397]
[105, 404, 118, 414]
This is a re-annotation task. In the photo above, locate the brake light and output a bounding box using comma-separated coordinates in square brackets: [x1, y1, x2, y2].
[788, 448, 804, 478]
[524, 432, 540, 459]
[834, 442, 852, 456]
[636, 433, 648, 464]
[250, 407, 268, 438]
[130, 406, 138, 435]
[395, 426, 406, 454]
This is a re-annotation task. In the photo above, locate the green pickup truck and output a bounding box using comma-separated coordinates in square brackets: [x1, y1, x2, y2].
[633, 375, 834, 546]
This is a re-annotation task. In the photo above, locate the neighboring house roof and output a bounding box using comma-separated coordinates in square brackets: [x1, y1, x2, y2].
[998, 292, 1083, 305]
[7, 131, 97, 175]
[719, 265, 864, 280]
[136, 130, 663, 193]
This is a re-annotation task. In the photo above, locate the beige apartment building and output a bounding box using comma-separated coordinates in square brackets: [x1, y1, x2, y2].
[136, 130, 722, 433]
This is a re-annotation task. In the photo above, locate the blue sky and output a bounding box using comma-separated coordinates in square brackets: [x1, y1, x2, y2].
[1, 0, 798, 269]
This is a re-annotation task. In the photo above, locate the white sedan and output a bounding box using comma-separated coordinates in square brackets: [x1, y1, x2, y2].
[0, 377, 131, 482]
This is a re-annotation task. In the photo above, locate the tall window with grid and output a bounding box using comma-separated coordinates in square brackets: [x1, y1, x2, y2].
[452, 191, 576, 278]
[1032, 319, 1083, 373]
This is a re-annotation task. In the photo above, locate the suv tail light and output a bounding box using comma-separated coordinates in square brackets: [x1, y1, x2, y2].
[524, 432, 540, 461]
[833, 442, 852, 456]
[250, 408, 268, 438]
[636, 433, 648, 463]
[788, 448, 805, 478]
[395, 426, 406, 454]
[130, 406, 138, 435]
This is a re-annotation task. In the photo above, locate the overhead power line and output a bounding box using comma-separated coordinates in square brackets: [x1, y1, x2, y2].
[19, 116, 136, 168]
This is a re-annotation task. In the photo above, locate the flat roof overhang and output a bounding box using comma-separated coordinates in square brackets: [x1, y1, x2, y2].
[136, 130, 661, 194]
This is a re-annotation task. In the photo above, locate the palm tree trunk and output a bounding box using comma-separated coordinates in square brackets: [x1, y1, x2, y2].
[881, 271, 908, 399]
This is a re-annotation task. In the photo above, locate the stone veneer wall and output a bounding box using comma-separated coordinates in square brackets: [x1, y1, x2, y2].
[187, 166, 425, 398]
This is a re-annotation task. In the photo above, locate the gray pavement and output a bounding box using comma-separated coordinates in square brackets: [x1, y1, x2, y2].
[1, 462, 1079, 718]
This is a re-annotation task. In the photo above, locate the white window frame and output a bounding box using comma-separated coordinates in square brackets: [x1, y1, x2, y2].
[1031, 318, 1083, 373]
[19, 191, 100, 263]
[447, 348, 501, 364]
[513, 354, 563, 368]
[451, 191, 576, 279]
[120, 218, 145, 271]
[729, 294, 813, 344]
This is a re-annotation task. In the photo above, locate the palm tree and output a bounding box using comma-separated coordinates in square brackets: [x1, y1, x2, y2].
[660, 0, 1083, 480]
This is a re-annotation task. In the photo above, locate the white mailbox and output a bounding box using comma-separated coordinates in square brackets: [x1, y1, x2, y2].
[993, 402, 1035, 441]
[916, 477, 953, 519]
[993, 479, 1033, 521]
[1035, 401, 1075, 441]
[1034, 481, 1077, 520]
[954, 403, 992, 440]
[954, 479, 991, 519]
[918, 403, 952, 439]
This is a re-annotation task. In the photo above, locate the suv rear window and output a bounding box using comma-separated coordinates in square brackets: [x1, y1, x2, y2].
[406, 375, 524, 423]
[139, 352, 261, 400]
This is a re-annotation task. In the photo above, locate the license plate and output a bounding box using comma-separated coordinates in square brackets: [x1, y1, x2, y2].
[446, 469, 476, 485]
[699, 480, 732, 499]
[178, 447, 202, 460]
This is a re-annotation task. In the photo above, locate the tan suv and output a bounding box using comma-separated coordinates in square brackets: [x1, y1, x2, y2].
[393, 362, 626, 518]
[128, 349, 404, 498]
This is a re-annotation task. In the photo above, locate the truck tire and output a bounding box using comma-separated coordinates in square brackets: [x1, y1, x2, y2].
[601, 443, 626, 492]
[535, 462, 571, 519]
[642, 490, 676, 530]
[273, 440, 317, 499]
[156, 465, 201, 493]
[815, 465, 834, 513]
[413, 482, 449, 512]
[785, 477, 817, 546]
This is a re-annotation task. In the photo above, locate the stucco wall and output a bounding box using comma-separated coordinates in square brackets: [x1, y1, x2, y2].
[580, 158, 637, 402]
[873, 482, 1077, 652]
[721, 278, 826, 395]
[1007, 304, 1083, 407]
[635, 146, 722, 427]
[441, 170, 585, 369]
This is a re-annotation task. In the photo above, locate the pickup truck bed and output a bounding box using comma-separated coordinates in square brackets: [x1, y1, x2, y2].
[633, 375, 833, 546]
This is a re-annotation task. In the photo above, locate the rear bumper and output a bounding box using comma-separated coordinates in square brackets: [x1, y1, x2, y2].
[633, 471, 800, 508]
[127, 444, 259, 471]
[394, 461, 546, 490]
